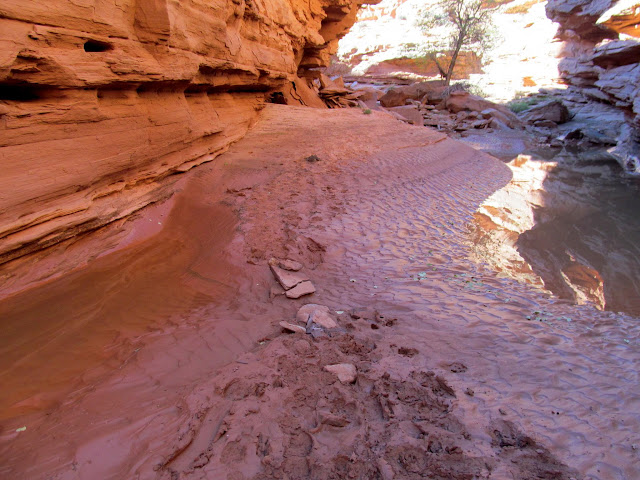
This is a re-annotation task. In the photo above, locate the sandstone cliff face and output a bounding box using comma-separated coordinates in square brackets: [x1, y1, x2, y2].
[597, 0, 640, 36]
[546, 0, 640, 174]
[0, 0, 367, 264]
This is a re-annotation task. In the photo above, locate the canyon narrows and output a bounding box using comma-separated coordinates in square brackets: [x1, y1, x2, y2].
[1, 1, 640, 480]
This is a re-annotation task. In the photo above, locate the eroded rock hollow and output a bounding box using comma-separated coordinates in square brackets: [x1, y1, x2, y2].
[0, 0, 370, 265]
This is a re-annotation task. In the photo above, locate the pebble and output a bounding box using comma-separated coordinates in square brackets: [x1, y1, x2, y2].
[324, 363, 357, 384]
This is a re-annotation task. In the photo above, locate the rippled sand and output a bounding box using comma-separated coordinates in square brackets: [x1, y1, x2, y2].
[0, 105, 638, 479]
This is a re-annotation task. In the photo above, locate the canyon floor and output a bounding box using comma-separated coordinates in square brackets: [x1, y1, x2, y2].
[0, 105, 639, 479]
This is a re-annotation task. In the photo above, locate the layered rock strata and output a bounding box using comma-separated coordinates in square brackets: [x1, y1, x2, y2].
[546, 0, 640, 174]
[0, 0, 369, 264]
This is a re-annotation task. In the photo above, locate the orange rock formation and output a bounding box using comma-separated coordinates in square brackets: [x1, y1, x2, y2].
[0, 0, 371, 265]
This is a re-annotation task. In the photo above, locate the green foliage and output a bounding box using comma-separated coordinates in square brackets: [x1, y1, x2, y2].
[416, 0, 497, 85]
[418, 0, 495, 46]
[363, 108, 372, 115]
[506, 94, 548, 113]
[445, 81, 488, 98]
[467, 83, 488, 98]
[508, 100, 534, 113]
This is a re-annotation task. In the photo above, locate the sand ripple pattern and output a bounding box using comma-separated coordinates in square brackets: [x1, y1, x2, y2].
[295, 140, 640, 479]
[0, 105, 638, 479]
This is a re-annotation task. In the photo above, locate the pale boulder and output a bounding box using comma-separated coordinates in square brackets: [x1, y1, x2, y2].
[296, 304, 339, 329]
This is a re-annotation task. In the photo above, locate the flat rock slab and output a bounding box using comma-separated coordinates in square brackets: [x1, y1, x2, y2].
[285, 281, 316, 299]
[324, 363, 357, 384]
[388, 105, 424, 126]
[269, 257, 303, 271]
[296, 304, 338, 329]
[279, 321, 306, 334]
[270, 264, 309, 290]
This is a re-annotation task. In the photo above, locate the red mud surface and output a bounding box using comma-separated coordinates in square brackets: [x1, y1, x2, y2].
[0, 105, 638, 479]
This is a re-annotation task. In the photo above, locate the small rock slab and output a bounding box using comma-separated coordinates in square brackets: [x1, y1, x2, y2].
[285, 281, 316, 299]
[269, 257, 303, 272]
[324, 363, 357, 384]
[296, 304, 338, 329]
[270, 264, 308, 290]
[279, 321, 306, 334]
[388, 105, 424, 126]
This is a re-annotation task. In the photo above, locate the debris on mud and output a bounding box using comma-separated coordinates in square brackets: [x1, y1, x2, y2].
[157, 307, 582, 480]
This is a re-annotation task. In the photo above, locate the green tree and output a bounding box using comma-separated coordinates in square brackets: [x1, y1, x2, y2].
[419, 0, 495, 86]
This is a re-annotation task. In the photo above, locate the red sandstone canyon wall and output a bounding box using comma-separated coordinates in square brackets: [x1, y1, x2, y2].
[0, 0, 370, 264]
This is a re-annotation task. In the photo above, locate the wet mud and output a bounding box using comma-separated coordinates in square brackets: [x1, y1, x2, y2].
[0, 105, 638, 479]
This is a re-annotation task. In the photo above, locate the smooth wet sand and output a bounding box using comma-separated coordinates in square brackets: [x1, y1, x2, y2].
[0, 105, 638, 479]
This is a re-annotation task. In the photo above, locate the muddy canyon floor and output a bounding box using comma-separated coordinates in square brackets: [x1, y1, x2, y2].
[0, 105, 639, 479]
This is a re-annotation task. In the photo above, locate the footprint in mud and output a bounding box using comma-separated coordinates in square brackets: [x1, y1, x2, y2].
[158, 307, 582, 480]
[490, 420, 582, 480]
[221, 440, 247, 465]
[281, 430, 313, 476]
[449, 362, 468, 373]
[221, 378, 268, 400]
[398, 346, 419, 357]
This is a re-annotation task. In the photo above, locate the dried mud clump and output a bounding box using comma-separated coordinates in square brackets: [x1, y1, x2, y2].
[491, 420, 580, 480]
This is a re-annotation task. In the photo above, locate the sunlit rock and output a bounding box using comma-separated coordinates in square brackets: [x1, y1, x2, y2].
[597, 0, 640, 37]
[0, 0, 370, 264]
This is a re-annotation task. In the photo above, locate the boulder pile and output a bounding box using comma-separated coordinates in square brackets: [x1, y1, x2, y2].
[545, 0, 640, 174]
[342, 81, 527, 135]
